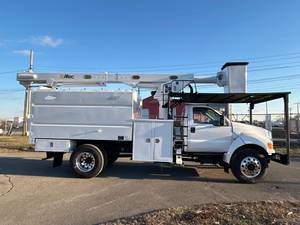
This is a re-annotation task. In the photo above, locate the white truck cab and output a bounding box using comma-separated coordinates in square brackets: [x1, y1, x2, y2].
[182, 104, 274, 183]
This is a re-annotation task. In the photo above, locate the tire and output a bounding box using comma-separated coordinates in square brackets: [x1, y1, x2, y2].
[231, 148, 268, 183]
[70, 144, 107, 178]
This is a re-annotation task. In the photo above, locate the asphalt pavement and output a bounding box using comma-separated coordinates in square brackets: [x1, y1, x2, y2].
[0, 152, 299, 225]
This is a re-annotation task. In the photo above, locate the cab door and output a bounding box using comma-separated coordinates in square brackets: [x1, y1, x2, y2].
[187, 107, 232, 153]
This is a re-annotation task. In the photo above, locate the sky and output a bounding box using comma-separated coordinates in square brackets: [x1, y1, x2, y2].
[0, 0, 300, 119]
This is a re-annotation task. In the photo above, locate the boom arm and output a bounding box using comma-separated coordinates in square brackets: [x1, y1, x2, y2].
[17, 72, 196, 88]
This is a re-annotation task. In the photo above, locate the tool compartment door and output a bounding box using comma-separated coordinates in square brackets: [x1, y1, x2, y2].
[132, 120, 154, 161]
[153, 121, 173, 162]
[133, 119, 173, 163]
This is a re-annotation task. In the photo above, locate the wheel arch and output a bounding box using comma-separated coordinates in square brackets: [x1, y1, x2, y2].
[224, 136, 269, 164]
[229, 144, 269, 165]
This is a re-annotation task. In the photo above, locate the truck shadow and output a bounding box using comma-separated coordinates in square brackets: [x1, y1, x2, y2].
[0, 156, 237, 183]
[0, 156, 298, 185]
[102, 161, 237, 184]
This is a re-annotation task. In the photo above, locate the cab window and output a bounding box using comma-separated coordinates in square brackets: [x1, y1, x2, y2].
[193, 107, 221, 126]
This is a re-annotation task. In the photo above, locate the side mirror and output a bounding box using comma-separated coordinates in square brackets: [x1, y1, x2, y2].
[220, 115, 225, 126]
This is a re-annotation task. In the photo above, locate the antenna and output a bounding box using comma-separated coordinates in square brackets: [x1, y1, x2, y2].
[28, 50, 34, 72]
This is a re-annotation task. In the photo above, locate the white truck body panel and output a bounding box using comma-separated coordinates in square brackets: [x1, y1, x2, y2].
[30, 90, 137, 144]
[35, 139, 76, 152]
[133, 119, 173, 163]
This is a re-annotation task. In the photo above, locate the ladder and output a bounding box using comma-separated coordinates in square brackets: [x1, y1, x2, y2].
[173, 115, 188, 165]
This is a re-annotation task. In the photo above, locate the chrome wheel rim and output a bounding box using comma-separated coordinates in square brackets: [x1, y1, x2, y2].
[240, 156, 261, 178]
[75, 152, 96, 172]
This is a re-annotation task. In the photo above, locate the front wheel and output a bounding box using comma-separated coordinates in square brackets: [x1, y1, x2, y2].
[70, 144, 107, 178]
[231, 149, 268, 183]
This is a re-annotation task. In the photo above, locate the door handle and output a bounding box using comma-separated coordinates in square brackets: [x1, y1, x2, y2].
[155, 138, 160, 143]
[145, 138, 151, 143]
[190, 127, 195, 133]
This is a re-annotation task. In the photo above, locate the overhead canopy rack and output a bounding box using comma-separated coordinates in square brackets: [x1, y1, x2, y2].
[168, 91, 291, 165]
[169, 92, 289, 104]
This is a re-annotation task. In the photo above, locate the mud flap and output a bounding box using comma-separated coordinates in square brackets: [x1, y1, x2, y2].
[42, 152, 64, 167]
[271, 153, 289, 165]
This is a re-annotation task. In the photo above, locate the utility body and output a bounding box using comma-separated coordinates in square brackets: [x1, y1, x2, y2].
[17, 62, 290, 183]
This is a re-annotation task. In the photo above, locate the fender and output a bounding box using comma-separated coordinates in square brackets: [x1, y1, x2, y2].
[223, 133, 270, 164]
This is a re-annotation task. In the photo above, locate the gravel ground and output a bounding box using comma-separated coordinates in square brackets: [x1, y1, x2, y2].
[102, 201, 300, 225]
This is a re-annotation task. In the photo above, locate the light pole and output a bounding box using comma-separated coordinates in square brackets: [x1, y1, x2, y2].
[295, 102, 300, 133]
[22, 50, 33, 136]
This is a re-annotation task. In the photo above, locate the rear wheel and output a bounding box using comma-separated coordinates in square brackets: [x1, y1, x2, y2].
[231, 148, 268, 183]
[70, 144, 107, 178]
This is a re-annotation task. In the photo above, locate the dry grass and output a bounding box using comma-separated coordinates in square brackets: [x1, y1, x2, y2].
[0, 135, 33, 152]
[275, 147, 300, 155]
[103, 201, 300, 225]
[0, 135, 28, 144]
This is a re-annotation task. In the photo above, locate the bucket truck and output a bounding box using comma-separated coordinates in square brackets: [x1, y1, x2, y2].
[16, 62, 290, 183]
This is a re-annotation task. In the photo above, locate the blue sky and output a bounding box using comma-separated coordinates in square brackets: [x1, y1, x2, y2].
[0, 0, 300, 118]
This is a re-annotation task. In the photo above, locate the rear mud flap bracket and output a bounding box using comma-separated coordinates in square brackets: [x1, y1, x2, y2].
[271, 153, 289, 165]
[42, 152, 64, 168]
